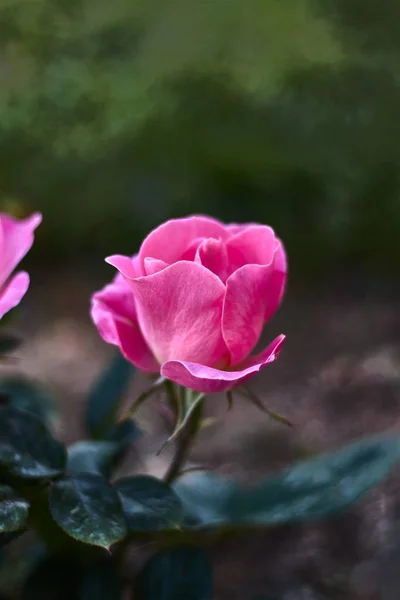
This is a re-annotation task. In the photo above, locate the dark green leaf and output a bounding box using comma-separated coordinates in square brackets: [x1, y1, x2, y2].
[176, 436, 400, 528]
[0, 485, 30, 533]
[0, 376, 56, 426]
[106, 419, 143, 470]
[49, 474, 127, 549]
[68, 421, 142, 480]
[134, 546, 213, 600]
[107, 419, 142, 449]
[115, 475, 183, 532]
[174, 472, 235, 529]
[67, 441, 120, 477]
[228, 435, 400, 524]
[79, 560, 124, 600]
[86, 353, 134, 439]
[0, 406, 66, 479]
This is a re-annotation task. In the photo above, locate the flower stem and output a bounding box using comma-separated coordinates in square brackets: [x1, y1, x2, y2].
[164, 385, 204, 484]
[119, 376, 165, 421]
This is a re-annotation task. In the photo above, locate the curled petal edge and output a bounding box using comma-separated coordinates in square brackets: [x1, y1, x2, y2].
[161, 334, 285, 394]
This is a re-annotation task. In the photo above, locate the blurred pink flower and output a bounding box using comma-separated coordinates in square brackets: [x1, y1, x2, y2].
[91, 216, 286, 393]
[0, 212, 42, 320]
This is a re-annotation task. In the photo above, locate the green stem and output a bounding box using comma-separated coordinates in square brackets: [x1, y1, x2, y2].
[119, 376, 165, 421]
[164, 386, 204, 484]
[164, 379, 182, 426]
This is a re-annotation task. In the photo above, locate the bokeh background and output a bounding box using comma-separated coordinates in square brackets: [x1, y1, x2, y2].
[2, 0, 400, 279]
[2, 1, 400, 598]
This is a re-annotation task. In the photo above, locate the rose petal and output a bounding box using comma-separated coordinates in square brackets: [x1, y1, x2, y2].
[0, 213, 42, 287]
[105, 255, 138, 280]
[195, 237, 232, 282]
[264, 239, 287, 323]
[91, 278, 159, 373]
[91, 300, 119, 346]
[144, 257, 169, 276]
[222, 262, 275, 366]
[112, 317, 159, 372]
[226, 222, 258, 235]
[92, 278, 136, 330]
[0, 271, 30, 319]
[161, 334, 285, 393]
[138, 216, 228, 270]
[226, 225, 276, 269]
[125, 261, 228, 366]
[181, 237, 206, 261]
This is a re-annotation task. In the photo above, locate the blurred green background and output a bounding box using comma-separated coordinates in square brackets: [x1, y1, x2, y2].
[1, 0, 399, 278]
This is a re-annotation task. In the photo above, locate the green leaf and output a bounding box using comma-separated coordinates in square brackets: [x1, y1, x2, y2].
[115, 475, 183, 532]
[133, 546, 213, 600]
[68, 420, 142, 480]
[0, 376, 56, 426]
[176, 436, 400, 528]
[86, 353, 134, 439]
[49, 474, 127, 549]
[0, 485, 30, 533]
[174, 472, 235, 529]
[108, 419, 142, 449]
[228, 435, 400, 524]
[67, 441, 120, 477]
[0, 406, 66, 479]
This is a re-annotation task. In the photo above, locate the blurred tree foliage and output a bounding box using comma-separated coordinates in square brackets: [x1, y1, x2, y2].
[0, 0, 398, 275]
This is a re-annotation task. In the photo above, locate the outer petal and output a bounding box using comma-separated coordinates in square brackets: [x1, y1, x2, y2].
[264, 239, 287, 323]
[222, 262, 275, 366]
[105, 255, 139, 280]
[226, 222, 258, 235]
[138, 216, 228, 270]
[0, 213, 42, 287]
[91, 275, 159, 373]
[0, 271, 30, 319]
[161, 334, 285, 393]
[123, 261, 228, 366]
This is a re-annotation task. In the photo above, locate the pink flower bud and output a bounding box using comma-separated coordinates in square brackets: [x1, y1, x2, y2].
[91, 216, 286, 393]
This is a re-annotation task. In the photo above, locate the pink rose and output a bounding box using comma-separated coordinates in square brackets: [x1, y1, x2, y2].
[91, 216, 286, 393]
[0, 212, 42, 320]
